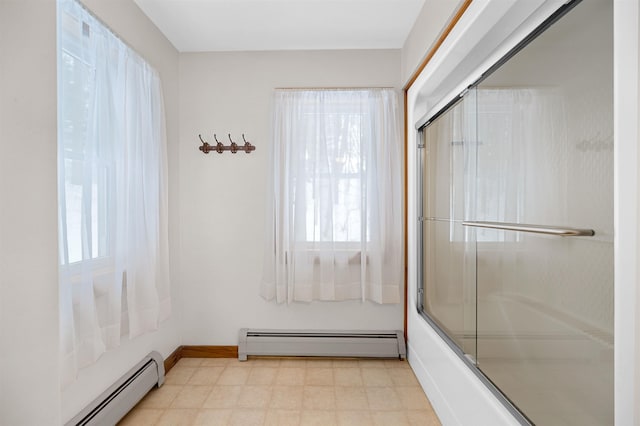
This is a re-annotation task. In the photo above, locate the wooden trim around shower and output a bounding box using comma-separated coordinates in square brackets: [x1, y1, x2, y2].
[402, 0, 473, 342]
[404, 90, 409, 342]
[402, 0, 473, 93]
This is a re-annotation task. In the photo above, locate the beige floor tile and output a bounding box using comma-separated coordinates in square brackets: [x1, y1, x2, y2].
[303, 386, 336, 410]
[157, 408, 199, 426]
[138, 384, 183, 408]
[193, 408, 232, 425]
[270, 386, 304, 409]
[371, 410, 410, 426]
[361, 369, 393, 387]
[337, 410, 374, 426]
[171, 385, 212, 409]
[365, 387, 402, 411]
[188, 366, 225, 386]
[118, 407, 164, 425]
[305, 359, 333, 368]
[300, 410, 338, 426]
[127, 357, 438, 426]
[165, 366, 198, 385]
[407, 409, 441, 425]
[390, 369, 420, 387]
[247, 367, 278, 385]
[332, 359, 360, 368]
[264, 409, 302, 426]
[202, 385, 242, 408]
[305, 368, 334, 386]
[335, 387, 369, 410]
[384, 360, 410, 369]
[217, 367, 251, 385]
[176, 358, 205, 368]
[333, 368, 363, 387]
[200, 358, 232, 367]
[275, 367, 305, 386]
[226, 359, 253, 368]
[280, 359, 308, 367]
[228, 409, 266, 426]
[237, 385, 273, 409]
[395, 386, 432, 410]
[358, 360, 387, 369]
[248, 358, 282, 367]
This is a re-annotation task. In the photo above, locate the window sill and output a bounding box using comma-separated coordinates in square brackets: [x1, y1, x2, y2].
[286, 249, 369, 265]
[62, 257, 121, 296]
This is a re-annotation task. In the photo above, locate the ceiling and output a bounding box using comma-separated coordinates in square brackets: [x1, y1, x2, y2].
[133, 0, 426, 52]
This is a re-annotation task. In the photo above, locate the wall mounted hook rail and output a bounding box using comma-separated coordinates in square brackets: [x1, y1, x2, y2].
[199, 133, 256, 154]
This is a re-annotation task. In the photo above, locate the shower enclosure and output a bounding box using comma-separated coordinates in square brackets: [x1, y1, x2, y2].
[416, 1, 613, 424]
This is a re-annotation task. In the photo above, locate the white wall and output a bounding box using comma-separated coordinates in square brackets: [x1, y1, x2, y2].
[0, 1, 60, 424]
[0, 0, 181, 422]
[614, 0, 640, 423]
[401, 0, 461, 85]
[59, 0, 182, 422]
[178, 50, 404, 345]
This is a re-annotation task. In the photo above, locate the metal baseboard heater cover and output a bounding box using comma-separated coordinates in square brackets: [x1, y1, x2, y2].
[66, 351, 165, 426]
[238, 329, 406, 361]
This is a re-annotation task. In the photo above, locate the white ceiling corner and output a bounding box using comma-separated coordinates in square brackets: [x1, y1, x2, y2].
[133, 0, 426, 52]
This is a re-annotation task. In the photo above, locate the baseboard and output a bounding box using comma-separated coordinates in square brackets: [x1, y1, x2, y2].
[164, 345, 238, 373]
[182, 345, 238, 358]
[164, 346, 182, 374]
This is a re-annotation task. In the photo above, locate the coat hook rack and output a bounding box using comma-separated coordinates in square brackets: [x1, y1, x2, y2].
[198, 133, 256, 154]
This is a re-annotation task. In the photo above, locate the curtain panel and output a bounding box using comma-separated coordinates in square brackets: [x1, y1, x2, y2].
[58, 0, 170, 386]
[262, 89, 403, 304]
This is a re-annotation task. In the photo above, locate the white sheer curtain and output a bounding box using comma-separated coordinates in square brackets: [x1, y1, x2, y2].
[58, 0, 170, 386]
[262, 89, 403, 304]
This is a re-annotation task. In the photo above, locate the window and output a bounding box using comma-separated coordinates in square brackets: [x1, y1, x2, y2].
[299, 102, 369, 244]
[58, 0, 170, 386]
[261, 89, 403, 304]
[59, 11, 112, 264]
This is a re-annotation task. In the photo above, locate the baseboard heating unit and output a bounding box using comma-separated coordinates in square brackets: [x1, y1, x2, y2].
[238, 329, 406, 361]
[66, 351, 165, 426]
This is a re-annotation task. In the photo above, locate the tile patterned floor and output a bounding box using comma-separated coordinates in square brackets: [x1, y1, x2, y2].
[118, 357, 441, 426]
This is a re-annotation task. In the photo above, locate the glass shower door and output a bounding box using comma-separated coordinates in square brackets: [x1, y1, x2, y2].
[419, 92, 477, 362]
[417, 1, 613, 424]
[470, 1, 614, 424]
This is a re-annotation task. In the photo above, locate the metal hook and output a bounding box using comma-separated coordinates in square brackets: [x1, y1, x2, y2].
[228, 133, 238, 154]
[213, 134, 224, 154]
[198, 134, 212, 154]
[242, 133, 254, 154]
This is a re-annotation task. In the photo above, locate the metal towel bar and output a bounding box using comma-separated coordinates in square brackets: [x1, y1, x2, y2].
[462, 221, 594, 237]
